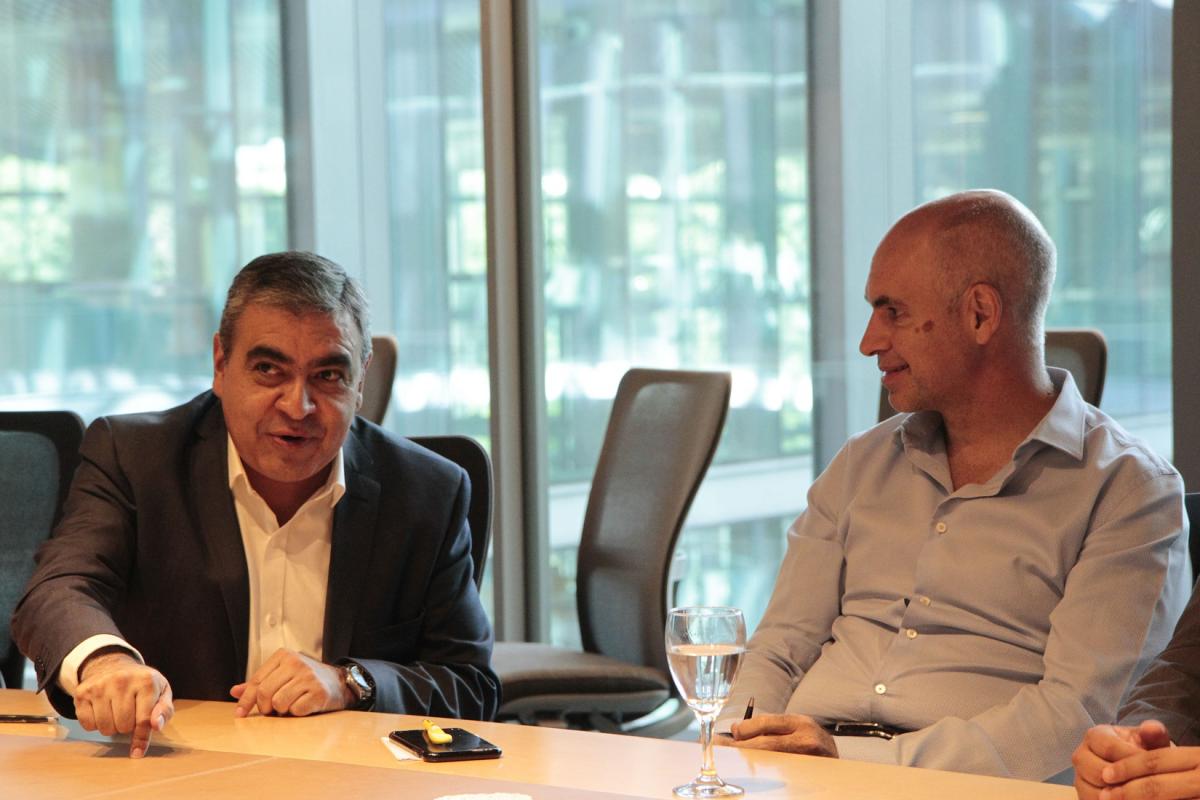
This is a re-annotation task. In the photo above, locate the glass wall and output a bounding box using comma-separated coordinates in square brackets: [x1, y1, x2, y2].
[909, 0, 1173, 452]
[379, 0, 492, 606]
[0, 0, 1176, 650]
[379, 0, 490, 445]
[534, 0, 810, 646]
[0, 0, 286, 419]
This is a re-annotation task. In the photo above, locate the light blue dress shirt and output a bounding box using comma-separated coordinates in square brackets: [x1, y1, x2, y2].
[723, 369, 1191, 781]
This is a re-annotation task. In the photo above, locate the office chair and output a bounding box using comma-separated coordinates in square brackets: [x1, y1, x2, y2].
[492, 368, 732, 735]
[1043, 328, 1107, 407]
[361, 334, 399, 425]
[0, 411, 85, 689]
[409, 435, 493, 589]
[878, 327, 1108, 422]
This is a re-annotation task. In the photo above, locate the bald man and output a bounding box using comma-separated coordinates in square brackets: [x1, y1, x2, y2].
[718, 191, 1190, 783]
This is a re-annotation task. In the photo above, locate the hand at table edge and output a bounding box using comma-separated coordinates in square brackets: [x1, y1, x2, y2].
[230, 648, 353, 718]
[725, 712, 840, 758]
[74, 649, 173, 758]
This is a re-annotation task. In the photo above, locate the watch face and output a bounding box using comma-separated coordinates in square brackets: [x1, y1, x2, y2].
[345, 664, 372, 703]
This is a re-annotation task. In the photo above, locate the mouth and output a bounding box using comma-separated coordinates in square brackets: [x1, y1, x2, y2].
[269, 432, 317, 447]
[879, 365, 908, 387]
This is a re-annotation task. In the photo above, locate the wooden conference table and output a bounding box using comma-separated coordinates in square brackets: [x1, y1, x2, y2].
[0, 689, 1073, 799]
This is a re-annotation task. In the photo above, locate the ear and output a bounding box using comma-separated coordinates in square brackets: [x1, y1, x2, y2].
[354, 353, 373, 411]
[961, 282, 1002, 345]
[212, 333, 227, 397]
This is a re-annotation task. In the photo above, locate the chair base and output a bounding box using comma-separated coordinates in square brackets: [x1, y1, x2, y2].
[497, 690, 692, 738]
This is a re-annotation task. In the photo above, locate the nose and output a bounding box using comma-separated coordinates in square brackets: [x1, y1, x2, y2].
[277, 379, 316, 419]
[859, 312, 888, 357]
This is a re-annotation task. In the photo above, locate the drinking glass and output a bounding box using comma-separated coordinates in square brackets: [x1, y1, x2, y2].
[665, 606, 746, 798]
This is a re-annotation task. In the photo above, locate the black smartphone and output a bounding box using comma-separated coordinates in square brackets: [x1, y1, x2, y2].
[389, 728, 502, 762]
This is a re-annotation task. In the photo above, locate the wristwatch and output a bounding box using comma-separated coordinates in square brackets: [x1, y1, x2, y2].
[340, 661, 375, 710]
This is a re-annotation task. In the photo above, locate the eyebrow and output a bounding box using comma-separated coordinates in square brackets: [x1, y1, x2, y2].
[312, 353, 353, 370]
[865, 293, 905, 308]
[245, 346, 353, 370]
[246, 345, 291, 365]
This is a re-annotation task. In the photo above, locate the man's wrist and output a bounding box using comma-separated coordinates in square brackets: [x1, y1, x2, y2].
[337, 661, 375, 710]
[337, 671, 356, 709]
[79, 646, 140, 683]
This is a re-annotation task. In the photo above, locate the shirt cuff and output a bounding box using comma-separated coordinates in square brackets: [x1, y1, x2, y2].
[58, 635, 145, 694]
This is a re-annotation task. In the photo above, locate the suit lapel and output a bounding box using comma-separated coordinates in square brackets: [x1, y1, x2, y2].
[189, 397, 251, 678]
[323, 426, 381, 661]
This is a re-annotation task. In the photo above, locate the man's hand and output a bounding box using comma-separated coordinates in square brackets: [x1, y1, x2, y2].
[73, 650, 173, 759]
[1094, 746, 1200, 800]
[1073, 721, 1176, 799]
[724, 713, 839, 758]
[230, 648, 350, 718]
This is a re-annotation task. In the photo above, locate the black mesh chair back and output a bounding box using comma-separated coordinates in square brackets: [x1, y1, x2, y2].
[492, 368, 731, 734]
[576, 368, 732, 675]
[879, 326, 1109, 422]
[409, 435, 492, 588]
[360, 334, 398, 425]
[0, 411, 85, 689]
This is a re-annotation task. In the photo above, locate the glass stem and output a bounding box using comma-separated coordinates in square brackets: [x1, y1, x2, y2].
[698, 713, 718, 780]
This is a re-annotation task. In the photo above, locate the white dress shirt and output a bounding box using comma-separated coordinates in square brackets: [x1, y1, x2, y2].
[227, 434, 344, 678]
[58, 435, 345, 691]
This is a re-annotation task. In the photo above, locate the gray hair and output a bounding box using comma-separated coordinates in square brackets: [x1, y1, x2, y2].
[927, 191, 1057, 352]
[218, 251, 372, 370]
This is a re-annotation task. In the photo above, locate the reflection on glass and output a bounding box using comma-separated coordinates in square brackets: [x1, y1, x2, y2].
[909, 0, 1172, 453]
[379, 0, 492, 609]
[0, 0, 286, 418]
[537, 0, 811, 648]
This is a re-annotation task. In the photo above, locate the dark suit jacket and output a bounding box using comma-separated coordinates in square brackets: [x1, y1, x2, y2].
[1119, 579, 1200, 745]
[12, 392, 498, 720]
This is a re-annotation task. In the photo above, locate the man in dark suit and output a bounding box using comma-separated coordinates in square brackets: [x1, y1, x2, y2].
[12, 251, 498, 758]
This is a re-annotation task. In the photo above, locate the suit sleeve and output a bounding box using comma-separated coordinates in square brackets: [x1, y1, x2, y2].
[1119, 577, 1200, 746]
[348, 469, 499, 720]
[10, 417, 138, 716]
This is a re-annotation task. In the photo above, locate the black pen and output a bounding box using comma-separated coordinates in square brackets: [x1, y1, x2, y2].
[0, 714, 57, 724]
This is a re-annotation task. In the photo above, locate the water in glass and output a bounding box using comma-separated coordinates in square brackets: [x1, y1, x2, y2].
[665, 606, 746, 798]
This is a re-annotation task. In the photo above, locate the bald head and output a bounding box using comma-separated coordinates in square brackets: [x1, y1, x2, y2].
[890, 190, 1056, 352]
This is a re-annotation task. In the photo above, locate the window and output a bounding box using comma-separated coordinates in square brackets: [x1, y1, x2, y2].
[534, 0, 810, 645]
[379, 0, 490, 444]
[0, 0, 286, 418]
[377, 0, 493, 607]
[0, 0, 1176, 650]
[909, 0, 1173, 452]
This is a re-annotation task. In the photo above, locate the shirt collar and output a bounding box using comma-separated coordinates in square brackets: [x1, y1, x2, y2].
[226, 434, 347, 509]
[896, 366, 1087, 464]
[1020, 367, 1087, 461]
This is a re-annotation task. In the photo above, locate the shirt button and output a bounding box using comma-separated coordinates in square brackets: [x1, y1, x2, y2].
[266, 614, 277, 628]
[874, 683, 887, 695]
[920, 596, 931, 606]
[935, 522, 947, 534]
[906, 628, 918, 639]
